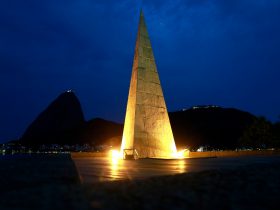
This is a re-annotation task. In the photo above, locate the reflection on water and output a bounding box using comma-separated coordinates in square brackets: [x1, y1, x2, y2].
[72, 156, 280, 183]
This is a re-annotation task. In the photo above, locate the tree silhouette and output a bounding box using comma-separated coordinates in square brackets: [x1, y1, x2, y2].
[272, 121, 280, 148]
[239, 117, 273, 149]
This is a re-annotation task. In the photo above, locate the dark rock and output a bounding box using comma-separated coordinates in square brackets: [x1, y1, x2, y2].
[21, 91, 85, 145]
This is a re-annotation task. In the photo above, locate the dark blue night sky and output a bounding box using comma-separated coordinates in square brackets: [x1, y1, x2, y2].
[1, 0, 280, 142]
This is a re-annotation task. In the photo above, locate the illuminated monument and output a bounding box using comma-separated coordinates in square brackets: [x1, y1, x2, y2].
[121, 11, 177, 158]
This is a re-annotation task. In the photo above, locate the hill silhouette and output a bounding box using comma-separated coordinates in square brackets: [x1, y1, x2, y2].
[169, 106, 256, 149]
[20, 92, 264, 149]
[21, 91, 85, 145]
[78, 118, 122, 146]
[20, 91, 122, 147]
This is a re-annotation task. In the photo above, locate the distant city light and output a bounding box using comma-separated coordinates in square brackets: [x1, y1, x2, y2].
[197, 146, 204, 152]
[109, 149, 188, 160]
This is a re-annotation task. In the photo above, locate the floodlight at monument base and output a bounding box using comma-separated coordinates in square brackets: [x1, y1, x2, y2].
[108, 148, 189, 160]
[110, 149, 121, 160]
[174, 149, 190, 159]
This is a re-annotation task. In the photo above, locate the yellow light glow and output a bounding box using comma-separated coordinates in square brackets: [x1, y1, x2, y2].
[108, 150, 122, 180]
[109, 149, 121, 160]
[177, 159, 186, 173]
[174, 149, 189, 159]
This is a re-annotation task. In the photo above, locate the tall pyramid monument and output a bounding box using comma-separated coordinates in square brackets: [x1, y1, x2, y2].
[121, 10, 177, 158]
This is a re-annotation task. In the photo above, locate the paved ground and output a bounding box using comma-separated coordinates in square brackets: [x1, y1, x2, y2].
[84, 162, 280, 210]
[0, 154, 89, 210]
[72, 155, 280, 183]
[1, 154, 280, 210]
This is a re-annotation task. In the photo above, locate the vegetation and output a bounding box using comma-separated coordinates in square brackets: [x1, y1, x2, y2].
[272, 122, 280, 148]
[239, 117, 280, 149]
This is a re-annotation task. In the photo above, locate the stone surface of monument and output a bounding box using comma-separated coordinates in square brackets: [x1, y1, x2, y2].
[121, 11, 177, 158]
